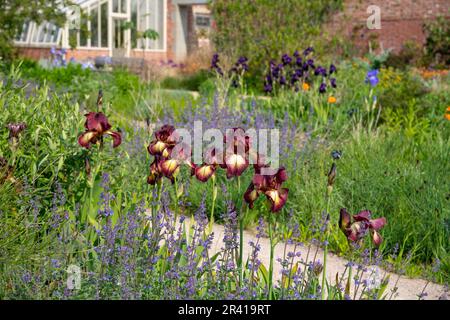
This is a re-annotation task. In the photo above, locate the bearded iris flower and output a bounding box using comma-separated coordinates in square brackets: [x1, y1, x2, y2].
[330, 78, 337, 88]
[147, 125, 191, 185]
[221, 128, 250, 179]
[7, 122, 26, 139]
[366, 70, 380, 87]
[329, 64, 337, 74]
[244, 167, 289, 212]
[78, 112, 121, 149]
[191, 164, 216, 182]
[147, 124, 178, 157]
[339, 208, 387, 246]
[189, 147, 220, 182]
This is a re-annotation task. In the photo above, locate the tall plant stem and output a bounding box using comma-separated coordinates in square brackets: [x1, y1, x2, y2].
[209, 176, 217, 230]
[321, 189, 332, 300]
[268, 214, 275, 300]
[238, 205, 248, 285]
[173, 175, 180, 224]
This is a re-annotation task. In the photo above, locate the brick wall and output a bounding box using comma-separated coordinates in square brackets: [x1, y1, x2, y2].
[328, 0, 450, 53]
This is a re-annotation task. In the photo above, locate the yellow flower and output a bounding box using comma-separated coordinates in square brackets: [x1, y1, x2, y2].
[328, 96, 337, 104]
[302, 82, 310, 91]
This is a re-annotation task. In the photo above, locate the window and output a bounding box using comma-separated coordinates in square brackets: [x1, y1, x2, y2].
[101, 2, 108, 47]
[195, 14, 211, 28]
[15, 21, 30, 43]
[136, 0, 165, 50]
[80, 15, 88, 47]
[90, 7, 99, 47]
[30, 22, 61, 45]
[113, 0, 127, 13]
[75, 1, 108, 48]
[131, 0, 138, 49]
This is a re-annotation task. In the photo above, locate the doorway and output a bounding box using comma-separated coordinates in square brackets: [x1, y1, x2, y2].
[113, 18, 127, 57]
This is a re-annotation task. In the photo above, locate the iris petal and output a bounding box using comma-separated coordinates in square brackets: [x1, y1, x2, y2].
[194, 165, 215, 182]
[369, 217, 387, 231]
[148, 141, 167, 155]
[353, 210, 372, 222]
[78, 131, 98, 149]
[244, 184, 260, 209]
[85, 112, 111, 132]
[160, 159, 179, 176]
[225, 154, 248, 179]
[105, 130, 122, 148]
[339, 208, 352, 231]
[372, 230, 383, 246]
[265, 188, 288, 212]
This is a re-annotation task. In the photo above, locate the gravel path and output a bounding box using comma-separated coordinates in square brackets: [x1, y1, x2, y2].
[200, 222, 447, 300]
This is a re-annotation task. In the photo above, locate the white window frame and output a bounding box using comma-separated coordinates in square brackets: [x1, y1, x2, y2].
[133, 0, 167, 53]
[14, 0, 167, 54]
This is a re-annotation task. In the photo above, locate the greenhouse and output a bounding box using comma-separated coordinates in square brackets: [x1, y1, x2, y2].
[14, 0, 211, 62]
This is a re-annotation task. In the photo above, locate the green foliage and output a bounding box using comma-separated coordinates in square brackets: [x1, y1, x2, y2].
[211, 0, 343, 79]
[1, 54, 449, 297]
[0, 0, 67, 60]
[161, 70, 210, 92]
[422, 16, 450, 68]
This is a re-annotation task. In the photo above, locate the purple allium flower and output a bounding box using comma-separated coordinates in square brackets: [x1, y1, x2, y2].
[365, 69, 380, 87]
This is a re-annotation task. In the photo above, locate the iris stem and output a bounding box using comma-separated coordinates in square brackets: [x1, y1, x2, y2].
[173, 175, 180, 224]
[268, 214, 275, 300]
[321, 187, 332, 300]
[238, 205, 248, 286]
[209, 176, 216, 230]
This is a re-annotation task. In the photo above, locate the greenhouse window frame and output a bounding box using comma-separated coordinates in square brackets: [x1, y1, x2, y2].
[14, 0, 168, 55]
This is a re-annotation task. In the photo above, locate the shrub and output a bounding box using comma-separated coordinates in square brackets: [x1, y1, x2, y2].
[422, 16, 450, 68]
[211, 0, 343, 80]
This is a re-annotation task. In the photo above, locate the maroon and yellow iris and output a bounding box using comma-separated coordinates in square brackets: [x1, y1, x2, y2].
[147, 124, 179, 157]
[339, 208, 387, 246]
[244, 167, 289, 212]
[147, 125, 189, 185]
[78, 112, 121, 149]
[221, 127, 250, 179]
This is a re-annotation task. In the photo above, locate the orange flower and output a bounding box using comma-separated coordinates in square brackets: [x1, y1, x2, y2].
[445, 113, 450, 121]
[446, 106, 450, 112]
[328, 96, 337, 104]
[302, 82, 310, 91]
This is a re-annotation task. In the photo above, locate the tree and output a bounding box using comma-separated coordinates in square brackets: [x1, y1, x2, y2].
[0, 0, 68, 60]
